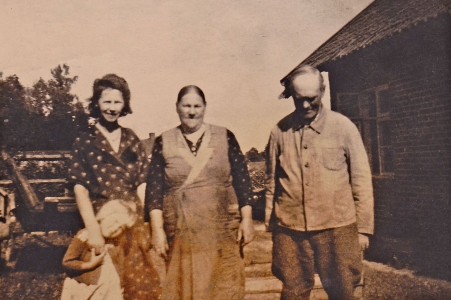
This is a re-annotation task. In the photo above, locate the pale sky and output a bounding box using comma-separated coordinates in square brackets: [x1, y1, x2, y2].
[0, 0, 372, 151]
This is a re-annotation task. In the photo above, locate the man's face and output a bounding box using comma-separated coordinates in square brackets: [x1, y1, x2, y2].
[291, 73, 324, 121]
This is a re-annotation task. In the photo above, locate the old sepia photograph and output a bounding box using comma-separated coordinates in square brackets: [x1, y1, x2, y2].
[0, 0, 450, 299]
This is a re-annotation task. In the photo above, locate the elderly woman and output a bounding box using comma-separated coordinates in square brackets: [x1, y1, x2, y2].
[146, 85, 255, 299]
[67, 74, 161, 299]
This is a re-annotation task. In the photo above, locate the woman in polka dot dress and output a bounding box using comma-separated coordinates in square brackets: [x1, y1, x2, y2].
[67, 74, 161, 299]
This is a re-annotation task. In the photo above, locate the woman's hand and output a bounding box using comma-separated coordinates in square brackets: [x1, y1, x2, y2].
[150, 209, 168, 259]
[237, 217, 255, 246]
[74, 184, 105, 254]
[152, 228, 169, 259]
[237, 205, 255, 246]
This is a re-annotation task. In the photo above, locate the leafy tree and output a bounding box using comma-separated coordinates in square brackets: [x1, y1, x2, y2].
[32, 64, 87, 149]
[245, 147, 265, 162]
[1, 64, 88, 151]
[46, 64, 78, 116]
[29, 78, 50, 115]
[0, 75, 35, 150]
[259, 148, 266, 161]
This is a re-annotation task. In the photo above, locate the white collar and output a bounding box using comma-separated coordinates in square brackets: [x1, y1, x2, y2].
[183, 124, 206, 144]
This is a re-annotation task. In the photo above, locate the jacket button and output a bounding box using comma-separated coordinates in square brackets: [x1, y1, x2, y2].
[305, 182, 309, 186]
[303, 145, 308, 149]
[305, 162, 309, 167]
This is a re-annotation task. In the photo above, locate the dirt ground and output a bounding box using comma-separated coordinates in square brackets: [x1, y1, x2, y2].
[2, 232, 451, 300]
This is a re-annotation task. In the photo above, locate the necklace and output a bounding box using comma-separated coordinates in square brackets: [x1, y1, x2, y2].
[96, 123, 122, 147]
[105, 129, 121, 143]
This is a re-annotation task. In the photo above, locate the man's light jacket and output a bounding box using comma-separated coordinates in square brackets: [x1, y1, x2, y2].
[266, 106, 374, 234]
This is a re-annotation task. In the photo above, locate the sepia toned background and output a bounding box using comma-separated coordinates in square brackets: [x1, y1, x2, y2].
[0, 0, 371, 151]
[2, 0, 451, 299]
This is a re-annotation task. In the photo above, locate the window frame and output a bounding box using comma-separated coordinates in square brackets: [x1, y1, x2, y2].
[337, 84, 393, 176]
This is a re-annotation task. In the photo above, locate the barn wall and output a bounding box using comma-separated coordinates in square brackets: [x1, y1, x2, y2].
[323, 13, 451, 278]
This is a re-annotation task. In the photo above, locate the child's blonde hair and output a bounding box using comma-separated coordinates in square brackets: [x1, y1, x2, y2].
[96, 199, 137, 228]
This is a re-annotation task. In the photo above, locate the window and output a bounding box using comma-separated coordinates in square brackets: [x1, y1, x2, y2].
[337, 85, 393, 175]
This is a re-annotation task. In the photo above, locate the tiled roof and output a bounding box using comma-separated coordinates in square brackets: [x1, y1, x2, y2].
[282, 0, 451, 82]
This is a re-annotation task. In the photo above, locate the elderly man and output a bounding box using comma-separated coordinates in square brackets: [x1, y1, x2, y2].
[265, 65, 374, 300]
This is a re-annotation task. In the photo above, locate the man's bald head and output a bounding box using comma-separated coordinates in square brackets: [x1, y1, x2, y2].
[283, 65, 325, 122]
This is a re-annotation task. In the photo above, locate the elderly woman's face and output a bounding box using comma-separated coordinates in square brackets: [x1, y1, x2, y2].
[177, 92, 206, 133]
[98, 88, 125, 123]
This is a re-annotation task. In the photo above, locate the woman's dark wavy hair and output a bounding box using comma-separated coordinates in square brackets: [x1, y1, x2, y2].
[88, 74, 132, 118]
[176, 85, 206, 105]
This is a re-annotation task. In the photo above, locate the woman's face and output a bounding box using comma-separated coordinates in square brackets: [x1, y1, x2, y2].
[177, 92, 206, 133]
[98, 88, 125, 123]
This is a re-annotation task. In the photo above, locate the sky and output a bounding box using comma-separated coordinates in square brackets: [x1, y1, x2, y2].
[0, 0, 372, 151]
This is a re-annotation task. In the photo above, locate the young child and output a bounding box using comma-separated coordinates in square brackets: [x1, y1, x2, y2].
[61, 200, 137, 300]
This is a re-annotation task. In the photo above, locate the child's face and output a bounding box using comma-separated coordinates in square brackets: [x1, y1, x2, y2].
[100, 214, 127, 238]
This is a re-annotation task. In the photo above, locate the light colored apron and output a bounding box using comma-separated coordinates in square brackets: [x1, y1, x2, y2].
[161, 124, 244, 300]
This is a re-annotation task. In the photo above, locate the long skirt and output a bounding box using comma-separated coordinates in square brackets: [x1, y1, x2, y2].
[162, 193, 245, 300]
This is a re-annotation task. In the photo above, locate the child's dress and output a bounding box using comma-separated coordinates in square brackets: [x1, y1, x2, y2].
[61, 229, 124, 300]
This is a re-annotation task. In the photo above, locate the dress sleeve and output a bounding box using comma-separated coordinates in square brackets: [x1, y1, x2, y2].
[135, 135, 151, 187]
[227, 130, 254, 208]
[145, 136, 165, 212]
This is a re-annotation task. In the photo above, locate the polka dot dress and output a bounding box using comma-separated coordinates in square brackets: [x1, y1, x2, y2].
[68, 126, 161, 299]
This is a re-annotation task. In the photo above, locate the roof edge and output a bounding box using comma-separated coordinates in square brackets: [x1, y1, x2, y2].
[280, 1, 375, 85]
[280, 0, 451, 85]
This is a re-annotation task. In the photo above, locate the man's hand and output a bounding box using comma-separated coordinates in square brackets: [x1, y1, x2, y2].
[237, 217, 255, 246]
[152, 228, 169, 259]
[358, 233, 369, 251]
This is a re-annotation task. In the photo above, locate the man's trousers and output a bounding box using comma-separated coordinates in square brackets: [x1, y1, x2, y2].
[272, 223, 362, 300]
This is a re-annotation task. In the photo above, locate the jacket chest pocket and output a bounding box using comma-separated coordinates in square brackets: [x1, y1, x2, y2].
[321, 147, 346, 171]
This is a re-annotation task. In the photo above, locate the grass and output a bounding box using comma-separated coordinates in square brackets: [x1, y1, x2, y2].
[0, 233, 70, 300]
[363, 261, 451, 299]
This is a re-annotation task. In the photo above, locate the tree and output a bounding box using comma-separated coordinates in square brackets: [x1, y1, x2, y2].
[1, 64, 88, 151]
[0, 75, 35, 150]
[259, 148, 266, 161]
[245, 147, 265, 162]
[46, 64, 78, 116]
[27, 64, 88, 150]
[29, 78, 50, 116]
